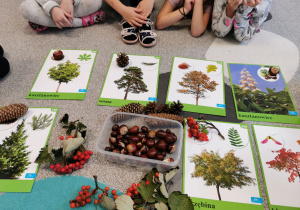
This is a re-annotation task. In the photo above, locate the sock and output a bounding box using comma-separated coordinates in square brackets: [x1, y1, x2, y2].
[80, 10, 106, 27]
[72, 18, 83, 28]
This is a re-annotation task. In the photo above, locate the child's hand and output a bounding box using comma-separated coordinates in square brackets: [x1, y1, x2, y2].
[121, 7, 147, 27]
[60, 0, 74, 22]
[184, 0, 195, 13]
[227, 0, 243, 18]
[50, 7, 73, 29]
[137, 0, 155, 18]
[243, 0, 261, 7]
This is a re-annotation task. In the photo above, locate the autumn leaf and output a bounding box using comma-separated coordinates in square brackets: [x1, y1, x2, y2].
[100, 195, 116, 210]
[168, 191, 193, 210]
[115, 195, 134, 210]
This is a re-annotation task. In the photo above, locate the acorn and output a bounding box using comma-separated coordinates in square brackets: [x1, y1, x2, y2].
[141, 126, 149, 133]
[156, 154, 164, 161]
[165, 134, 174, 144]
[118, 125, 128, 135]
[147, 130, 156, 138]
[111, 131, 118, 137]
[126, 143, 137, 153]
[112, 124, 119, 131]
[156, 130, 167, 139]
[167, 143, 176, 154]
[147, 148, 158, 159]
[109, 137, 117, 145]
[156, 140, 167, 151]
[129, 125, 139, 134]
[146, 139, 155, 148]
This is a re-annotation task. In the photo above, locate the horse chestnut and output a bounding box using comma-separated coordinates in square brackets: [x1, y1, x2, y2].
[141, 138, 147, 144]
[161, 151, 166, 157]
[118, 125, 128, 135]
[156, 154, 164, 161]
[141, 155, 148, 158]
[147, 130, 156, 138]
[112, 124, 119, 131]
[113, 148, 120, 153]
[166, 129, 171, 134]
[167, 143, 176, 154]
[141, 126, 149, 133]
[147, 148, 158, 159]
[137, 142, 143, 149]
[146, 139, 155, 147]
[129, 136, 140, 143]
[140, 146, 148, 154]
[137, 131, 146, 140]
[134, 150, 141, 157]
[156, 140, 167, 151]
[126, 143, 137, 153]
[109, 137, 117, 145]
[111, 131, 117, 137]
[117, 142, 125, 149]
[156, 130, 167, 139]
[129, 125, 139, 134]
[172, 134, 177, 142]
[165, 134, 174, 144]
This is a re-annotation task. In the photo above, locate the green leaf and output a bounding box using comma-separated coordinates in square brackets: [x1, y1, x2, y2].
[100, 195, 116, 210]
[165, 166, 179, 183]
[115, 195, 134, 210]
[60, 114, 69, 125]
[77, 122, 87, 131]
[52, 148, 64, 163]
[138, 169, 159, 204]
[155, 190, 168, 204]
[168, 191, 193, 210]
[227, 128, 244, 147]
[35, 146, 53, 164]
[155, 202, 168, 210]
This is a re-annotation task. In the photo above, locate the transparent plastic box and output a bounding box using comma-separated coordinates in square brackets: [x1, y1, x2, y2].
[97, 112, 183, 171]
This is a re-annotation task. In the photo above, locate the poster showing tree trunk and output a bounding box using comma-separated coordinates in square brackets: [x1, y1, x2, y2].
[166, 57, 225, 116]
[253, 124, 300, 210]
[228, 63, 300, 124]
[183, 119, 263, 209]
[98, 53, 160, 107]
[27, 49, 98, 100]
[0, 107, 58, 192]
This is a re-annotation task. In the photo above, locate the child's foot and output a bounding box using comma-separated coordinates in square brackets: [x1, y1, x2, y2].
[120, 20, 138, 44]
[28, 22, 48, 32]
[137, 19, 157, 48]
[81, 10, 106, 27]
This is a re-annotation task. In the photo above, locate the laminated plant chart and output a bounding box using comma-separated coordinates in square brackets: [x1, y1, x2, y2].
[228, 63, 300, 124]
[253, 124, 300, 210]
[98, 53, 160, 106]
[183, 118, 263, 210]
[166, 57, 225, 116]
[0, 107, 58, 192]
[27, 49, 97, 100]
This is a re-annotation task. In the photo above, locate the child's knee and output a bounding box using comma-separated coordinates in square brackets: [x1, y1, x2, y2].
[85, 0, 102, 10]
[20, 0, 35, 20]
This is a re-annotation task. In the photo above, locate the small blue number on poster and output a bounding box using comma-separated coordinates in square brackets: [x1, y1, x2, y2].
[217, 104, 226, 108]
[78, 89, 87, 93]
[251, 197, 263, 204]
[148, 97, 157, 101]
[25, 173, 37, 178]
[289, 111, 298, 116]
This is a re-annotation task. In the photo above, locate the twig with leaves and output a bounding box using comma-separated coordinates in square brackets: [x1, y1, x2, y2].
[29, 113, 53, 130]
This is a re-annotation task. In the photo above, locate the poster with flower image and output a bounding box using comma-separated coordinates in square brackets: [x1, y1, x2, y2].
[183, 118, 263, 209]
[166, 57, 225, 116]
[228, 63, 300, 124]
[97, 53, 160, 107]
[253, 124, 300, 210]
[0, 107, 58, 192]
[27, 49, 97, 100]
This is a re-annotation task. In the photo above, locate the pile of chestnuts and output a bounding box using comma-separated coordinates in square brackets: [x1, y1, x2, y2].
[104, 124, 177, 162]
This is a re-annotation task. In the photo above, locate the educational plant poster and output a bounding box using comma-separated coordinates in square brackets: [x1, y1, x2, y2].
[0, 107, 58, 192]
[253, 124, 300, 210]
[166, 57, 225, 116]
[98, 54, 160, 107]
[183, 118, 263, 210]
[27, 49, 98, 100]
[228, 63, 300, 124]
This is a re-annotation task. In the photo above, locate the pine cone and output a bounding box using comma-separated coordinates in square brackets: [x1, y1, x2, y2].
[116, 53, 129, 67]
[147, 113, 184, 126]
[112, 103, 144, 122]
[0, 104, 28, 124]
[144, 102, 158, 115]
[169, 100, 184, 114]
[157, 104, 170, 113]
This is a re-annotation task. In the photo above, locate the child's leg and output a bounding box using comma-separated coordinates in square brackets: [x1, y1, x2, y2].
[73, 0, 103, 17]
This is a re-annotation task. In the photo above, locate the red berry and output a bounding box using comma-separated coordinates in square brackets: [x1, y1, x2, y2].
[70, 202, 76, 208]
[86, 192, 92, 197]
[75, 203, 80, 207]
[50, 165, 55, 169]
[86, 198, 91, 203]
[67, 169, 72, 173]
[80, 160, 85, 165]
[134, 190, 139, 195]
[103, 192, 108, 196]
[61, 168, 66, 173]
[128, 187, 133, 192]
[80, 195, 86, 200]
[83, 190, 88, 194]
[82, 160, 87, 164]
[137, 183, 140, 187]
[79, 191, 84, 196]
[111, 190, 117, 195]
[55, 163, 61, 168]
[77, 151, 82, 156]
[94, 200, 99, 205]
[98, 194, 102, 199]
[73, 155, 78, 160]
[132, 183, 136, 187]
[87, 185, 91, 190]
[74, 166, 79, 171]
[113, 195, 118, 200]
[132, 186, 137, 191]
[127, 192, 132, 197]
[79, 165, 83, 169]
[80, 201, 86, 206]
[66, 135, 73, 140]
[92, 189, 97, 194]
[84, 151, 89, 156]
[155, 172, 159, 177]
[80, 154, 85, 159]
[84, 155, 90, 160]
[76, 196, 81, 201]
[146, 180, 149, 186]
[81, 186, 87, 191]
[89, 151, 93, 156]
[65, 165, 69, 170]
[105, 187, 110, 192]
[59, 136, 64, 140]
[75, 161, 80, 166]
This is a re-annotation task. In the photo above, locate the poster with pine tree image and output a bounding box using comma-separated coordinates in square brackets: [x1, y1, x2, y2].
[0, 120, 30, 178]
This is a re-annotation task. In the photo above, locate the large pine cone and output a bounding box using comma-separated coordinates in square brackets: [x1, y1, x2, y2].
[144, 102, 158, 115]
[112, 103, 144, 122]
[169, 100, 184, 114]
[0, 104, 28, 123]
[116, 53, 129, 67]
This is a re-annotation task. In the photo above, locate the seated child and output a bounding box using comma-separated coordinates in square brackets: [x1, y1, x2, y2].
[156, 0, 214, 37]
[105, 0, 157, 47]
[20, 0, 106, 32]
[212, 0, 272, 41]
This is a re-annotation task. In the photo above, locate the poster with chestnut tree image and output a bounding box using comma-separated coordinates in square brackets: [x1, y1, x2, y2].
[166, 57, 225, 116]
[98, 54, 160, 107]
[228, 63, 300, 124]
[27, 49, 97, 100]
[183, 119, 264, 209]
[253, 124, 300, 210]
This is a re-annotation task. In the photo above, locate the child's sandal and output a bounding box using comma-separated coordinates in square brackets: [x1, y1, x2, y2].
[138, 20, 157, 48]
[120, 20, 138, 44]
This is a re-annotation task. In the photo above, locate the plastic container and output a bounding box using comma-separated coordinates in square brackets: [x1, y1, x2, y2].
[97, 112, 183, 171]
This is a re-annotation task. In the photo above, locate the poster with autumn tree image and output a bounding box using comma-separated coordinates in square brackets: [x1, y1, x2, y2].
[190, 150, 255, 201]
[114, 66, 148, 100]
[177, 71, 218, 105]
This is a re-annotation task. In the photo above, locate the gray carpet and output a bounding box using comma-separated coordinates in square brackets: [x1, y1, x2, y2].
[1, 1, 300, 209]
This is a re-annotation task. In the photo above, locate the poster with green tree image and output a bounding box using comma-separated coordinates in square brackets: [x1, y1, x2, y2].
[228, 63, 300, 124]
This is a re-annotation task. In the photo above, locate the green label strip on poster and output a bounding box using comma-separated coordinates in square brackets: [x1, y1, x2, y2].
[0, 107, 59, 192]
[228, 63, 300, 124]
[165, 57, 226, 116]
